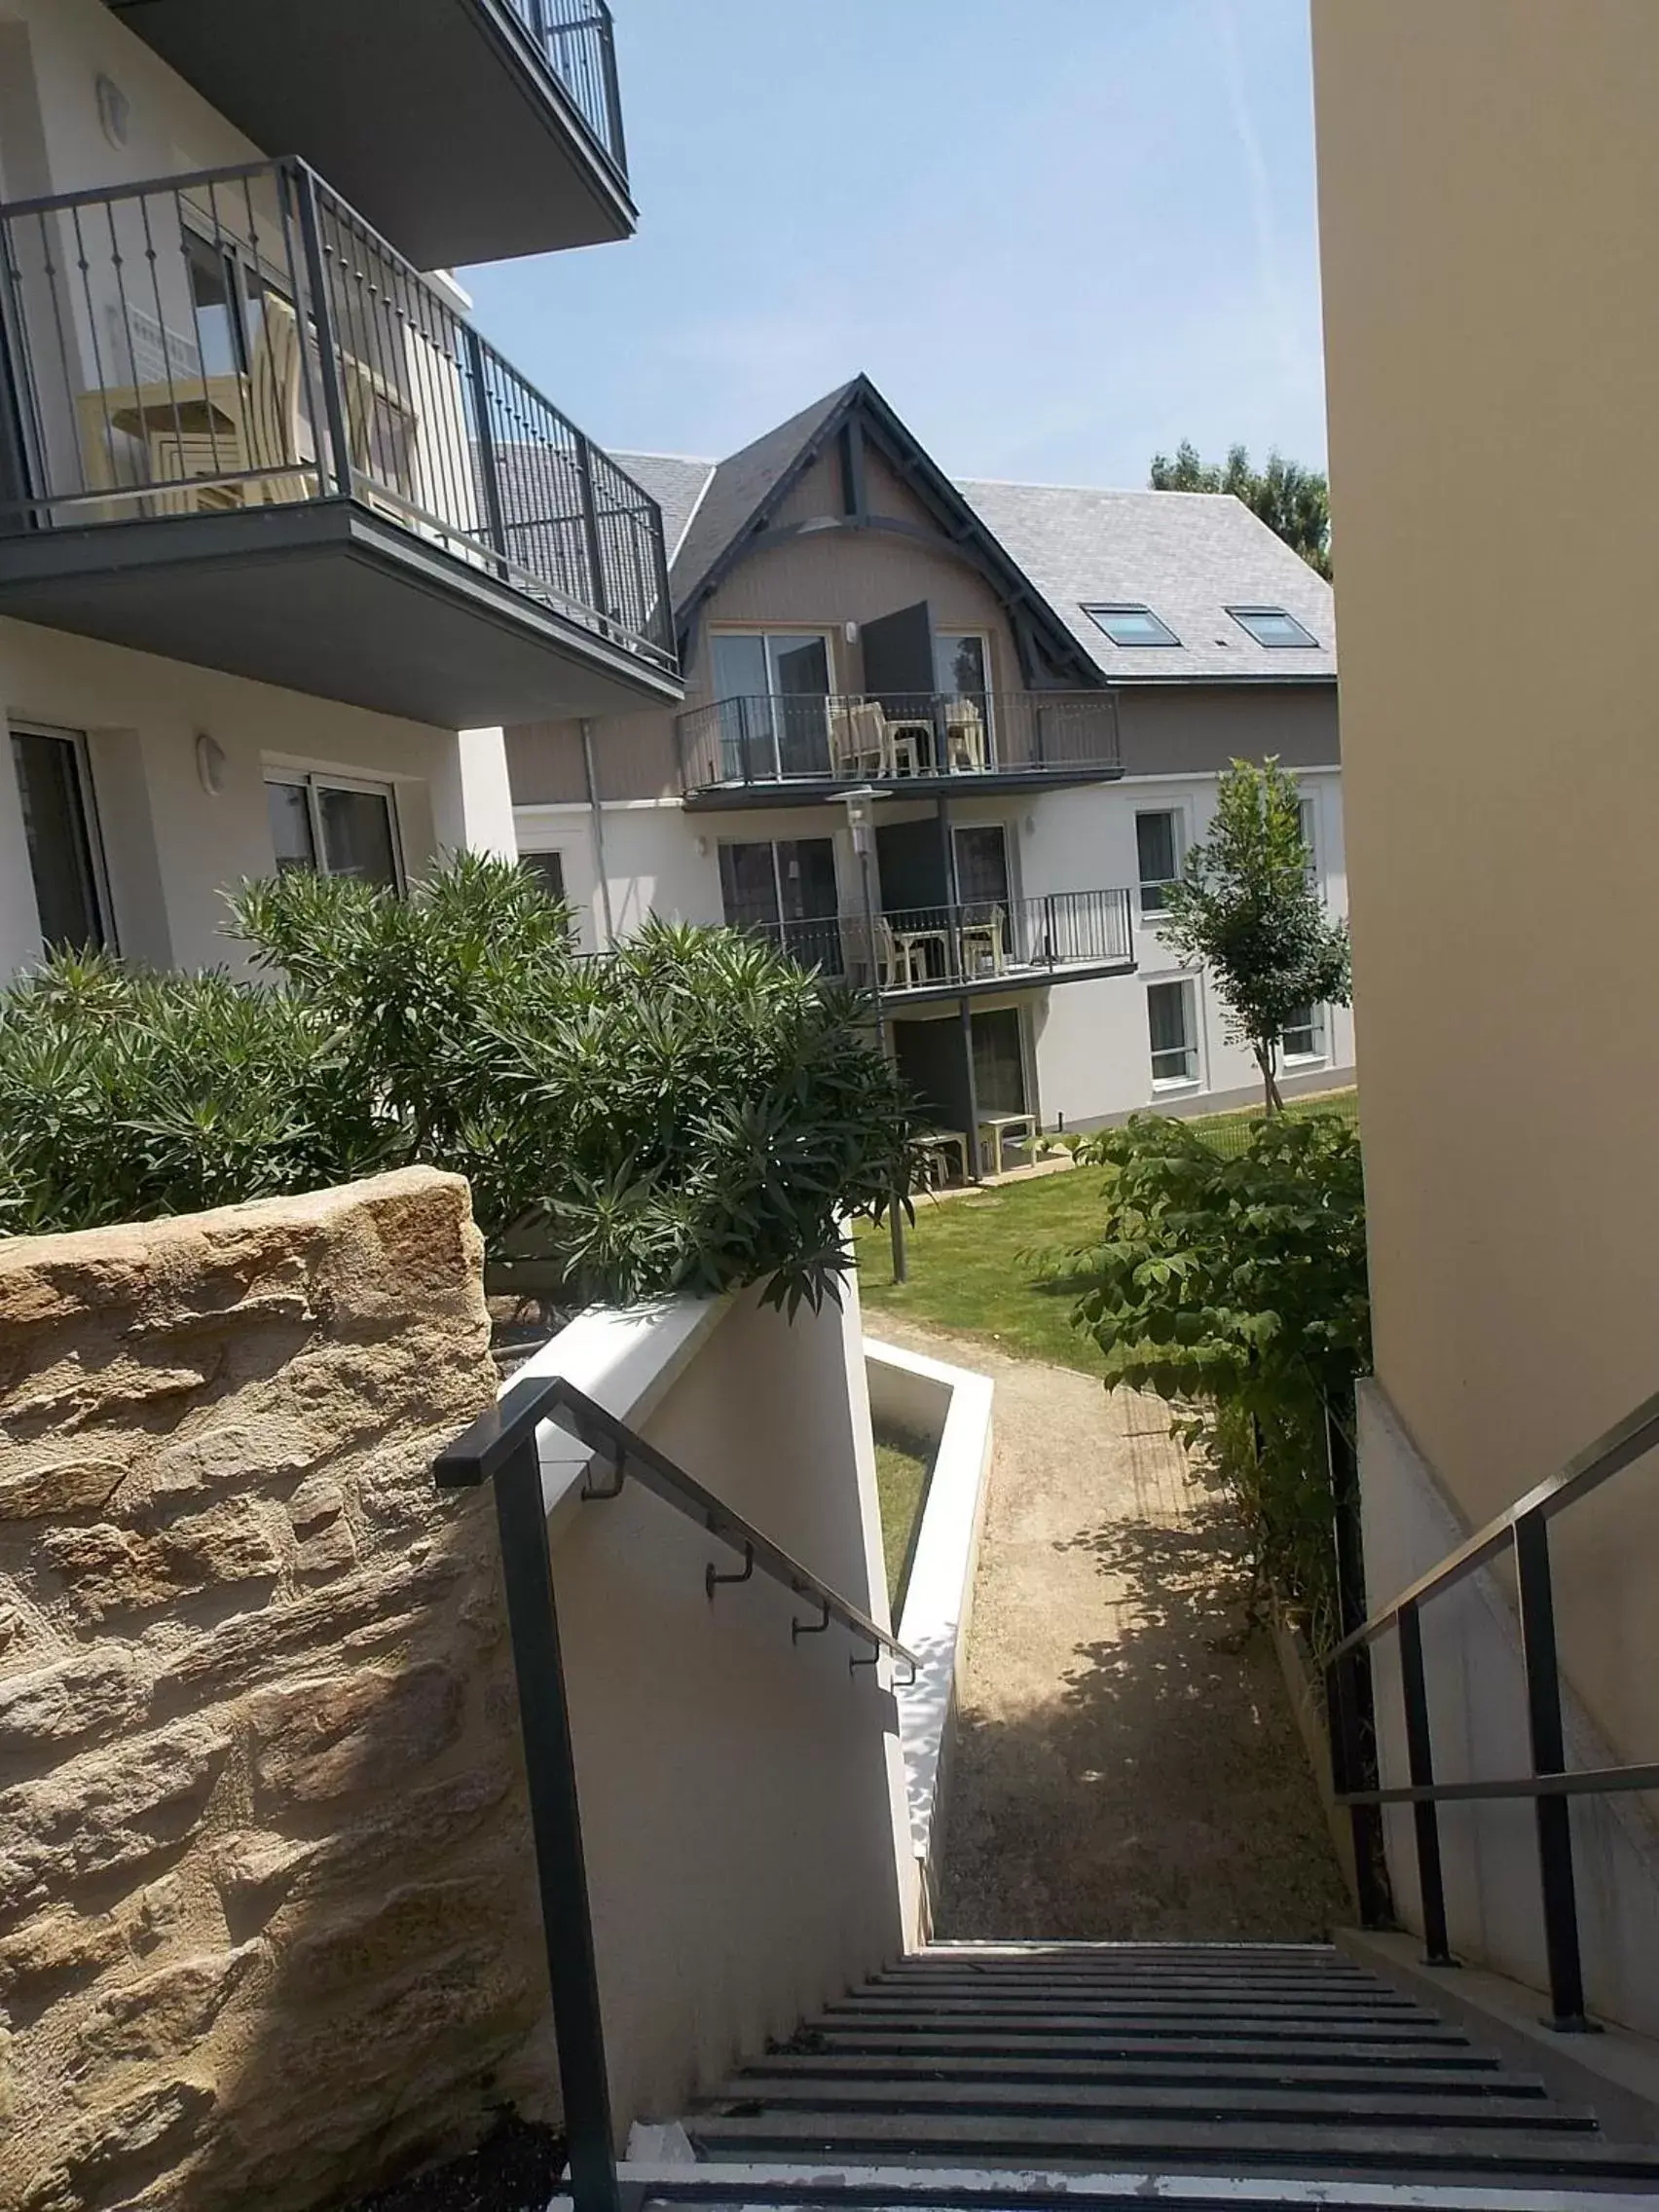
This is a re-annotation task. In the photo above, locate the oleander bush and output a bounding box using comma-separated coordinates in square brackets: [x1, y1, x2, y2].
[0, 854, 914, 1310]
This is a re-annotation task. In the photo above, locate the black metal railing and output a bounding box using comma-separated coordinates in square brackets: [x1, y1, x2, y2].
[676, 689, 1121, 793]
[1325, 1386, 1659, 2032]
[433, 1371, 917, 2212]
[508, 0, 628, 183]
[0, 160, 673, 672]
[740, 888, 1134, 996]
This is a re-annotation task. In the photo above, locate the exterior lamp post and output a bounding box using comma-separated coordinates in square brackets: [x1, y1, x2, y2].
[838, 785, 906, 1284]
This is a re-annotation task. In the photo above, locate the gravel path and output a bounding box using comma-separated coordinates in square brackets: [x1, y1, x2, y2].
[873, 1319, 1349, 1942]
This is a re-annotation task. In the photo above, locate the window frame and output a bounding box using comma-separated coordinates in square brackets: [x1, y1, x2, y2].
[1226, 604, 1321, 649]
[1297, 793, 1321, 896]
[263, 770, 406, 893]
[1082, 603, 1182, 649]
[1134, 806, 1184, 919]
[1146, 975, 1200, 1089]
[10, 721, 116, 954]
[1280, 1000, 1328, 1065]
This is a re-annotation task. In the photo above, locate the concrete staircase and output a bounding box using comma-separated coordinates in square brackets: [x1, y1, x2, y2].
[617, 1942, 1659, 2207]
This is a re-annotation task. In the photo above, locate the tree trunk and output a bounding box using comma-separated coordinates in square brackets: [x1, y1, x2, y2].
[1254, 1040, 1285, 1116]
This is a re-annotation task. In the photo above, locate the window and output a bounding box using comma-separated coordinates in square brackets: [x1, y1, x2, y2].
[1147, 978, 1198, 1086]
[1281, 1003, 1327, 1061]
[953, 824, 1011, 909]
[935, 633, 989, 701]
[1227, 605, 1320, 649]
[719, 836, 841, 972]
[710, 632, 833, 778]
[11, 726, 111, 952]
[1083, 604, 1181, 648]
[520, 849, 566, 903]
[1135, 810, 1181, 915]
[265, 775, 402, 890]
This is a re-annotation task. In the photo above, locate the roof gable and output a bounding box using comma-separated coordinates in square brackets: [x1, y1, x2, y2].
[668, 375, 1105, 688]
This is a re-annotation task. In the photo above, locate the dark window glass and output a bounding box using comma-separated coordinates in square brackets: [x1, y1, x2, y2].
[12, 731, 105, 952]
[1148, 979, 1197, 1082]
[266, 780, 316, 872]
[954, 825, 1010, 908]
[184, 230, 245, 378]
[317, 787, 399, 887]
[1136, 811, 1179, 911]
[521, 850, 566, 903]
[971, 1008, 1026, 1116]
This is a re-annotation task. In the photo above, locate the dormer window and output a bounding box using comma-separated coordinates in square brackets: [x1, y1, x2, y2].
[1227, 605, 1320, 648]
[1083, 604, 1180, 647]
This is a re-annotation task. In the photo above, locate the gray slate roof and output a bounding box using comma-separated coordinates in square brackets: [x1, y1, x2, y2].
[611, 451, 717, 563]
[651, 381, 859, 608]
[956, 480, 1336, 682]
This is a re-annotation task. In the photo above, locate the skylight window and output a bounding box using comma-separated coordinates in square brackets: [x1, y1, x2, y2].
[1083, 604, 1180, 647]
[1227, 605, 1320, 648]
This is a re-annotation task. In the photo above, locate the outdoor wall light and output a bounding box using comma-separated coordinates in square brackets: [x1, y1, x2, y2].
[843, 621, 859, 645]
[195, 732, 228, 797]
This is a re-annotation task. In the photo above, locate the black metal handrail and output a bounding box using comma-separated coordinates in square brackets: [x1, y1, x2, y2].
[508, 0, 629, 183]
[433, 1370, 917, 2212]
[676, 689, 1121, 793]
[0, 159, 673, 672]
[739, 889, 1134, 996]
[1325, 1382, 1659, 2032]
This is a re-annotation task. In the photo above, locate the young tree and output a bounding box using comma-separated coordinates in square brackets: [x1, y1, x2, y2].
[1161, 758, 1351, 1113]
[1149, 440, 1331, 578]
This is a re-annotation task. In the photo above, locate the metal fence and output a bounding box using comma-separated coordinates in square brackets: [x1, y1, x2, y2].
[676, 690, 1121, 793]
[508, 0, 628, 180]
[0, 158, 673, 670]
[741, 889, 1133, 994]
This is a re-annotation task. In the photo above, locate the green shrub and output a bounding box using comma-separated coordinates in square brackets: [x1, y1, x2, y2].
[0, 854, 914, 1311]
[1065, 1109, 1369, 1644]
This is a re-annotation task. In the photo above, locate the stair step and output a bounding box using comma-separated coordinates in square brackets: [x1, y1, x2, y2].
[705, 2081, 1583, 2127]
[821, 1999, 1439, 2025]
[866, 1972, 1395, 1994]
[796, 2030, 1489, 2063]
[805, 2012, 1475, 2046]
[750, 2052, 1537, 2094]
[687, 2111, 1659, 2178]
[615, 2158, 1659, 2210]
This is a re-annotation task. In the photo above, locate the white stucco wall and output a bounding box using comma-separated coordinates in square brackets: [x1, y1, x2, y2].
[1358, 1379, 1659, 2039]
[511, 1277, 914, 2129]
[0, 620, 473, 976]
[0, 0, 264, 208]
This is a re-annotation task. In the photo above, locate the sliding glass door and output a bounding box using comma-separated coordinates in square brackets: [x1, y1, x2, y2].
[711, 632, 832, 779]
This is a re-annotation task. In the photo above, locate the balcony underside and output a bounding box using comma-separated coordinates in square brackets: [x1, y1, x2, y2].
[0, 502, 681, 729]
[106, 0, 635, 266]
[878, 954, 1137, 1008]
[683, 768, 1124, 814]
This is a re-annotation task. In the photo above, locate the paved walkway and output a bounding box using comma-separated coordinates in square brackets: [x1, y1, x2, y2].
[877, 1320, 1350, 1941]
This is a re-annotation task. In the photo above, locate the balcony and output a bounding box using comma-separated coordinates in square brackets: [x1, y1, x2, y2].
[105, 0, 634, 267]
[677, 690, 1121, 808]
[745, 890, 1135, 1006]
[0, 161, 678, 728]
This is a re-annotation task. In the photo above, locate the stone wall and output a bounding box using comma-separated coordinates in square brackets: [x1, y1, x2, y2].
[0, 1171, 546, 2212]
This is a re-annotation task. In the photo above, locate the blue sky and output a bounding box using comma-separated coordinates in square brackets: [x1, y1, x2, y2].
[461, 0, 1325, 487]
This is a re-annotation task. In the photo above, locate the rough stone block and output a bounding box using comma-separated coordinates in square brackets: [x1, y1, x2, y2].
[38, 1501, 282, 1620]
[0, 1650, 148, 1763]
[0, 1456, 129, 1521]
[0, 1908, 125, 2006]
[18, 2076, 215, 2212]
[0, 1717, 229, 1916]
[248, 1663, 465, 1806]
[77, 1945, 262, 2068]
[145, 1420, 314, 1506]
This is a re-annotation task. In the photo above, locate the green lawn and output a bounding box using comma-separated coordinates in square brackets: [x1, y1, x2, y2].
[854, 1088, 1357, 1370]
[872, 1427, 934, 1611]
[854, 1165, 1112, 1373]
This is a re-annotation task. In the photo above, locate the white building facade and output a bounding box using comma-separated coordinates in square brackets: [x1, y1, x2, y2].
[0, 0, 675, 977]
[509, 378, 1350, 1155]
